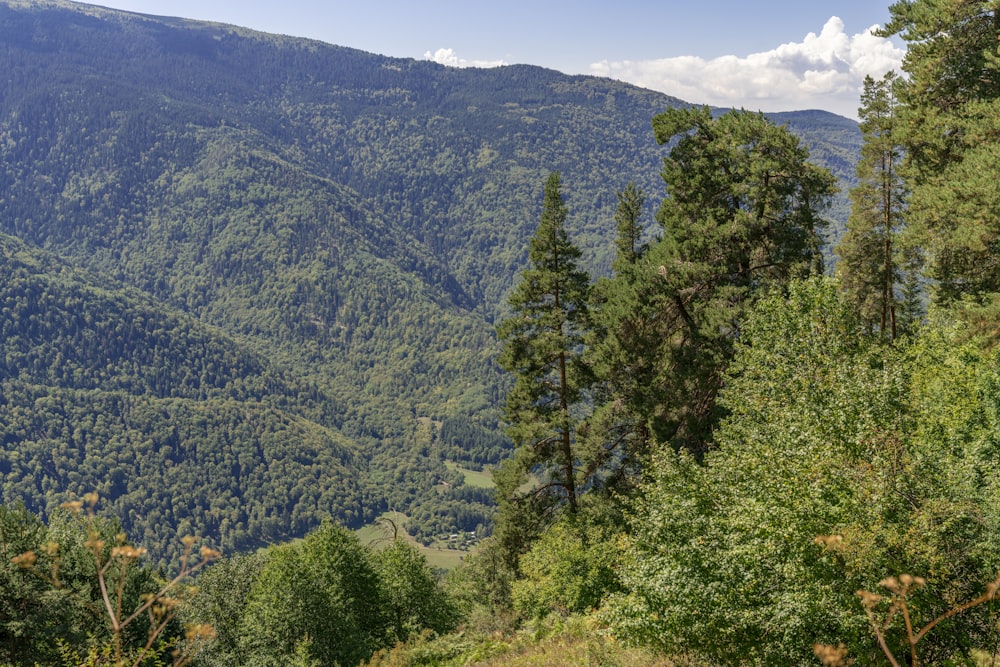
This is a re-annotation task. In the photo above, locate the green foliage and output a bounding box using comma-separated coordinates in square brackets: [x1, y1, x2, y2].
[238, 522, 386, 667]
[577, 183, 652, 493]
[652, 105, 836, 451]
[1, 500, 215, 667]
[611, 182, 647, 273]
[181, 551, 269, 667]
[0, 503, 92, 666]
[495, 172, 593, 564]
[836, 71, 917, 338]
[180, 523, 462, 667]
[364, 615, 673, 667]
[511, 512, 619, 620]
[438, 417, 512, 468]
[590, 107, 837, 458]
[372, 540, 460, 643]
[880, 0, 1000, 303]
[607, 278, 1000, 664]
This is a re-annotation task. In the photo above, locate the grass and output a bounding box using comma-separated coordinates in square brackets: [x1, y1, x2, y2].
[444, 461, 496, 489]
[444, 461, 537, 493]
[356, 511, 470, 571]
[364, 615, 684, 667]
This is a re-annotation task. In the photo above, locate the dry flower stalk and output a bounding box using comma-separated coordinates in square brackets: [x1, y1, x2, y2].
[10, 492, 221, 667]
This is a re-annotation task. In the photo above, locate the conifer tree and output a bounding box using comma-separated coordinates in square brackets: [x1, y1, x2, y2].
[582, 183, 652, 490]
[836, 71, 913, 339]
[612, 182, 647, 273]
[602, 107, 836, 455]
[880, 1, 1000, 303]
[496, 172, 591, 538]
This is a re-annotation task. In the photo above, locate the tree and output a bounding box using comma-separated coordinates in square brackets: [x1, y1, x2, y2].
[3, 497, 217, 667]
[182, 551, 269, 667]
[607, 279, 1000, 665]
[836, 71, 913, 339]
[495, 171, 592, 544]
[611, 182, 647, 273]
[581, 183, 652, 493]
[238, 522, 387, 667]
[511, 509, 620, 620]
[371, 540, 459, 643]
[0, 503, 81, 666]
[880, 1, 1000, 303]
[593, 107, 836, 456]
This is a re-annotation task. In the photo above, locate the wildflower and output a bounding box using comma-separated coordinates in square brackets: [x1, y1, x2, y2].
[60, 500, 84, 514]
[199, 545, 222, 561]
[879, 576, 900, 594]
[813, 642, 850, 666]
[110, 545, 147, 559]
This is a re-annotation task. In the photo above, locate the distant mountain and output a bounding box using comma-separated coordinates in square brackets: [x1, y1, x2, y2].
[0, 0, 861, 559]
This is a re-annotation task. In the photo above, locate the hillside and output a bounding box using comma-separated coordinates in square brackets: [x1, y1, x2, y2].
[0, 0, 861, 557]
[0, 233, 370, 566]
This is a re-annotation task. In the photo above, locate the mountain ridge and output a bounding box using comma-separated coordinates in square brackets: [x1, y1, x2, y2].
[0, 0, 861, 559]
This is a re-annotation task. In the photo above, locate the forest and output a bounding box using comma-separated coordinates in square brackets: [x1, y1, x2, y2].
[1, 0, 999, 664]
[0, 0, 861, 564]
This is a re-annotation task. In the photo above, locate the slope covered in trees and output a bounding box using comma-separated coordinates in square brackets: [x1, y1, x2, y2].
[0, 0, 861, 558]
[0, 233, 367, 566]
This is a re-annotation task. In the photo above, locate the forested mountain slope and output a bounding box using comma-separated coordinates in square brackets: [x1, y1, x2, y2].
[0, 233, 364, 567]
[0, 0, 861, 558]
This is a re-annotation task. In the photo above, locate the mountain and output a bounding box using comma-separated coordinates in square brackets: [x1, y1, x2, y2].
[0, 0, 861, 560]
[0, 232, 366, 566]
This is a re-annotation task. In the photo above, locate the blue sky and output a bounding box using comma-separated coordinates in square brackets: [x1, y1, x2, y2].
[77, 1, 904, 118]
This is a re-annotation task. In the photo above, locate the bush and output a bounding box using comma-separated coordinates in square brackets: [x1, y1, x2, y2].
[607, 279, 1000, 664]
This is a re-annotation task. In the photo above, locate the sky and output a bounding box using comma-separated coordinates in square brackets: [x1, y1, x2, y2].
[75, 1, 906, 119]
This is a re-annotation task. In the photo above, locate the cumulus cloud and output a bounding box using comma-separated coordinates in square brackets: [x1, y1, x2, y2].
[589, 17, 904, 119]
[424, 48, 507, 69]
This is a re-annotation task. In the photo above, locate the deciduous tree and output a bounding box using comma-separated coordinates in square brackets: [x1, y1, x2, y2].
[238, 522, 386, 667]
[608, 279, 1000, 664]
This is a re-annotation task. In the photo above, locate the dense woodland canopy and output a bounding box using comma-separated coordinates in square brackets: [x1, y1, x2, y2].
[2, 0, 999, 665]
[0, 0, 860, 564]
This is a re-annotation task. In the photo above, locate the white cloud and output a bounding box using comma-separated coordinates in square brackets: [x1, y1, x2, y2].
[424, 48, 506, 69]
[589, 17, 904, 119]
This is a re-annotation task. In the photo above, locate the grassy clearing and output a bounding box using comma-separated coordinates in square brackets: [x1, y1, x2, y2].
[364, 615, 682, 666]
[356, 511, 470, 571]
[444, 461, 496, 489]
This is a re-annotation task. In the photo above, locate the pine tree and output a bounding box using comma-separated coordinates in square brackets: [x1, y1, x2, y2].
[610, 107, 836, 455]
[582, 183, 652, 491]
[836, 71, 913, 339]
[880, 1, 1000, 303]
[612, 182, 646, 273]
[496, 172, 591, 535]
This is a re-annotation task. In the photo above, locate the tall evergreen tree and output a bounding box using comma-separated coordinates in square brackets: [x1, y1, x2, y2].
[836, 71, 912, 339]
[495, 172, 591, 558]
[612, 182, 647, 273]
[599, 107, 836, 456]
[582, 183, 652, 491]
[880, 1, 1000, 303]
